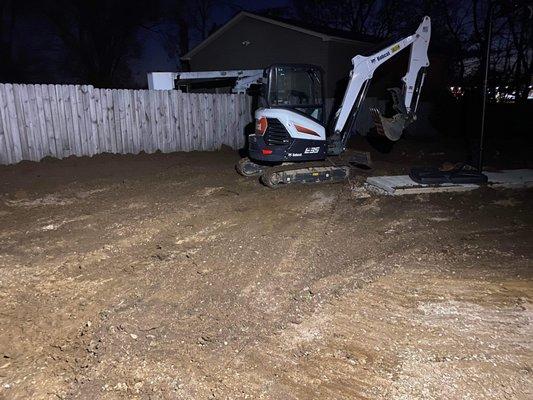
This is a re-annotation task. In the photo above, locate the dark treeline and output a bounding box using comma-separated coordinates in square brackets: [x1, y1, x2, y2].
[0, 0, 531, 98]
[0, 0, 161, 87]
[295, 0, 532, 102]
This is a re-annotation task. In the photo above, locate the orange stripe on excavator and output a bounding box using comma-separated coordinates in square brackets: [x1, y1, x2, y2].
[294, 124, 320, 137]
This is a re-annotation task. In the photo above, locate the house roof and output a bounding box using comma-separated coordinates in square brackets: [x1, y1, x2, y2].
[181, 11, 377, 61]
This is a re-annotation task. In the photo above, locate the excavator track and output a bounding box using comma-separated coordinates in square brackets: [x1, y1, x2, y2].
[237, 152, 371, 188]
[259, 161, 350, 188]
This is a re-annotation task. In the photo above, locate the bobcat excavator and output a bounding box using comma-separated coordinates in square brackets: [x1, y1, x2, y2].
[235, 16, 431, 187]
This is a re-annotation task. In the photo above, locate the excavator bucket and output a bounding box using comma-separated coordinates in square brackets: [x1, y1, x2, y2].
[369, 108, 409, 141]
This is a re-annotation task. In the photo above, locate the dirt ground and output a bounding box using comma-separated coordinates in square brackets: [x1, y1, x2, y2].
[0, 141, 531, 399]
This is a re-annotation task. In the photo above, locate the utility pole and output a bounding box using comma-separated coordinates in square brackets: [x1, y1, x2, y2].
[478, 1, 493, 172]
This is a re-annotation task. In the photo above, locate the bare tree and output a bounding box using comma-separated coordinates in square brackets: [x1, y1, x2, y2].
[505, 2, 533, 102]
[153, 0, 224, 70]
[371, 0, 413, 37]
[293, 0, 532, 94]
[293, 0, 377, 34]
[39, 0, 158, 87]
[191, 0, 219, 41]
[146, 1, 190, 70]
[343, 0, 379, 34]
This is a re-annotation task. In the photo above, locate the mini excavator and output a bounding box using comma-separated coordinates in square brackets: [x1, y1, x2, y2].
[237, 16, 431, 187]
[173, 17, 431, 187]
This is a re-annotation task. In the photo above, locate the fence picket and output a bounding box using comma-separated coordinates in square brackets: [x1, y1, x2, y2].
[67, 85, 81, 156]
[137, 90, 147, 152]
[56, 85, 70, 157]
[85, 86, 99, 155]
[168, 91, 178, 152]
[76, 85, 88, 156]
[160, 90, 170, 152]
[183, 92, 192, 152]
[131, 91, 141, 153]
[104, 90, 115, 153]
[23, 85, 36, 160]
[40, 85, 52, 158]
[12, 85, 32, 160]
[0, 88, 8, 164]
[49, 85, 62, 157]
[110, 90, 122, 154]
[93, 89, 105, 153]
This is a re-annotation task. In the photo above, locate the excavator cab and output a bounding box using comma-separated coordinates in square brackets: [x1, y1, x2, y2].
[264, 64, 326, 124]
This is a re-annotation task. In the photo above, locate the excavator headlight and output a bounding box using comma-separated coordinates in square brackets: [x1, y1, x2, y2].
[255, 117, 268, 135]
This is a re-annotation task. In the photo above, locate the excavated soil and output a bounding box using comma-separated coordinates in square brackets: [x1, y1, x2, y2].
[0, 145, 531, 399]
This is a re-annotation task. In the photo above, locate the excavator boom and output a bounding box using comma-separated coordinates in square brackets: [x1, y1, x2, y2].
[331, 16, 431, 147]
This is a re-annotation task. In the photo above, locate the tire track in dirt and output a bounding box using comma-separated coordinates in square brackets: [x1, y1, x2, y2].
[212, 267, 532, 399]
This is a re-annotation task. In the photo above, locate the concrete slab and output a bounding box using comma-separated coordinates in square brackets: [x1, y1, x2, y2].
[364, 169, 533, 196]
[484, 169, 533, 188]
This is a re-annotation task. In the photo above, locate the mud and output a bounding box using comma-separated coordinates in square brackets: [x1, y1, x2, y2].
[0, 147, 531, 399]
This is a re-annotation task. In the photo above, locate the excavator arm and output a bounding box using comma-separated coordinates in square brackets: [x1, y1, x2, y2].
[329, 16, 431, 154]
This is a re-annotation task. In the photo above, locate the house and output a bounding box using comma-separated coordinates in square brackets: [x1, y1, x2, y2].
[180, 12, 376, 100]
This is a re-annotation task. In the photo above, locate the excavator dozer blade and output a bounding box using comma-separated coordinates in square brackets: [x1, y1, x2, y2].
[370, 108, 408, 141]
[236, 157, 266, 177]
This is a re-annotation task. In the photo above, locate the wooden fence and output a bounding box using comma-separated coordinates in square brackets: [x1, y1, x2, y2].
[0, 84, 252, 165]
